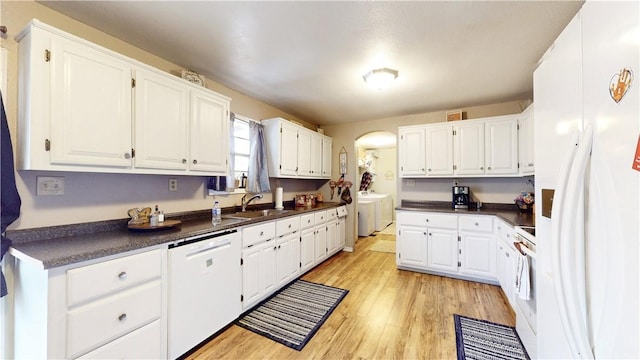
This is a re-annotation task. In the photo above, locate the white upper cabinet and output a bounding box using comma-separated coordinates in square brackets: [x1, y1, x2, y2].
[321, 137, 332, 178]
[133, 67, 189, 170]
[484, 115, 519, 175]
[425, 123, 454, 176]
[398, 126, 426, 176]
[518, 104, 534, 175]
[262, 117, 332, 179]
[454, 121, 485, 175]
[16, 19, 230, 176]
[399, 111, 525, 178]
[189, 88, 230, 173]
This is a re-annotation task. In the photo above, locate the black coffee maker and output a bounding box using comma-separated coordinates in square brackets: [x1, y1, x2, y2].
[452, 186, 470, 209]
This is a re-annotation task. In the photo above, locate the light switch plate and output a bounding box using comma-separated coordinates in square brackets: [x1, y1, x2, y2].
[37, 176, 65, 196]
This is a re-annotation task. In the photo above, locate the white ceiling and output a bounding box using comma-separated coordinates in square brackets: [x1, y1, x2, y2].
[39, 1, 583, 126]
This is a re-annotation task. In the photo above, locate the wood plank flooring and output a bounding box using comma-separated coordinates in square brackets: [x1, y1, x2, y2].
[187, 228, 514, 359]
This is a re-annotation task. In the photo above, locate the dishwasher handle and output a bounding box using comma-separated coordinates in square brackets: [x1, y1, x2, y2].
[169, 229, 237, 249]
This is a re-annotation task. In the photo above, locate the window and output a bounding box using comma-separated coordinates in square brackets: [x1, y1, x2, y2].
[232, 115, 252, 186]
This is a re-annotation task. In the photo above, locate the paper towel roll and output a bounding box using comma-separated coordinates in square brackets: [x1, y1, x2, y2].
[275, 187, 284, 210]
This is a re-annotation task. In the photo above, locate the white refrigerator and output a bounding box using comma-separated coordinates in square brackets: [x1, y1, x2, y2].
[534, 1, 639, 359]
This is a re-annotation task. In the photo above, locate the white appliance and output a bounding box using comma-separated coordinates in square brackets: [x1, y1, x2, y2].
[168, 229, 241, 358]
[358, 191, 393, 231]
[357, 200, 375, 236]
[534, 1, 639, 358]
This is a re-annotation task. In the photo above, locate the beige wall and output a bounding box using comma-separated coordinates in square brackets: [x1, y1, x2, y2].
[1, 1, 322, 230]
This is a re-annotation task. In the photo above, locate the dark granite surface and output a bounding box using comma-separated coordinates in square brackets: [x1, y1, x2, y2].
[8, 202, 342, 269]
[397, 200, 535, 228]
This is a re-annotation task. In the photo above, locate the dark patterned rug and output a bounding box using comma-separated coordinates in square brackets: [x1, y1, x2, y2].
[236, 279, 348, 351]
[454, 314, 530, 360]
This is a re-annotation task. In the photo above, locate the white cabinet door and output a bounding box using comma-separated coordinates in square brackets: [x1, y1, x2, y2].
[321, 137, 332, 178]
[399, 127, 426, 176]
[297, 129, 312, 176]
[326, 220, 338, 255]
[454, 122, 485, 175]
[259, 241, 278, 297]
[337, 218, 346, 249]
[425, 124, 454, 176]
[279, 121, 299, 176]
[134, 67, 189, 170]
[276, 234, 292, 287]
[485, 116, 519, 175]
[519, 104, 535, 175]
[426, 228, 459, 273]
[314, 225, 327, 263]
[300, 228, 315, 273]
[189, 88, 230, 174]
[49, 34, 133, 167]
[397, 225, 428, 269]
[459, 232, 496, 279]
[309, 133, 322, 177]
[241, 245, 262, 308]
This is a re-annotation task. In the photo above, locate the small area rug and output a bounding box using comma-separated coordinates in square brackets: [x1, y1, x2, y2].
[369, 240, 396, 253]
[454, 314, 530, 360]
[236, 279, 348, 351]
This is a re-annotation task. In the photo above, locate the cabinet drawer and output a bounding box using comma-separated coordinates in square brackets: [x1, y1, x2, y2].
[314, 210, 328, 224]
[459, 215, 493, 233]
[243, 221, 276, 248]
[336, 206, 348, 218]
[67, 249, 162, 307]
[397, 211, 457, 229]
[300, 213, 315, 229]
[78, 320, 162, 359]
[67, 280, 161, 358]
[276, 216, 300, 236]
[327, 208, 338, 221]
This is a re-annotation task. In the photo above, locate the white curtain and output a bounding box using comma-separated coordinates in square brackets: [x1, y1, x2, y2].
[247, 121, 270, 193]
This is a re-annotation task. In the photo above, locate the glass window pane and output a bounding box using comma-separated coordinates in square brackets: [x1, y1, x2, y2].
[234, 156, 249, 173]
[234, 120, 250, 139]
[235, 138, 250, 155]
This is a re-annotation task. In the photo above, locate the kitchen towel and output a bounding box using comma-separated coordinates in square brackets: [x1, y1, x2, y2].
[514, 253, 531, 300]
[275, 187, 283, 209]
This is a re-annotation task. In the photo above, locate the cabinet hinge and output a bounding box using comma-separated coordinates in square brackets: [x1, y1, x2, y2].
[44, 139, 51, 151]
[453, 165, 457, 170]
[131, 78, 136, 88]
[458, 235, 461, 241]
[517, 124, 520, 130]
[240, 258, 243, 266]
[398, 230, 401, 236]
[280, 127, 283, 133]
[299, 262, 302, 268]
[459, 249, 461, 254]
[279, 164, 282, 170]
[400, 135, 404, 140]
[131, 148, 136, 158]
[453, 130, 456, 136]
[398, 253, 401, 259]
[517, 162, 520, 169]
[44, 49, 51, 62]
[400, 166, 403, 171]
[240, 294, 244, 302]
[458, 261, 461, 267]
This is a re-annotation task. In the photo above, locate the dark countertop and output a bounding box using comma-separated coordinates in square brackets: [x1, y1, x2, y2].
[8, 202, 342, 270]
[396, 200, 535, 228]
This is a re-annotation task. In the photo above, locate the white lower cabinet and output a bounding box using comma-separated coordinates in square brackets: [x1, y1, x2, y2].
[241, 221, 277, 310]
[12, 248, 166, 359]
[314, 212, 328, 263]
[396, 210, 498, 283]
[495, 219, 518, 307]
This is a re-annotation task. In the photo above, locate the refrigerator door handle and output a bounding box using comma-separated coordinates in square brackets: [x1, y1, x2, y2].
[551, 130, 583, 357]
[561, 124, 594, 359]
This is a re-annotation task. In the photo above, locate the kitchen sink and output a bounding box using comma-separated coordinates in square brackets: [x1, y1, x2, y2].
[223, 209, 293, 220]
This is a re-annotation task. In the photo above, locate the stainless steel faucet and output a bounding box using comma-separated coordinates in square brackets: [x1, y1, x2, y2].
[241, 193, 263, 212]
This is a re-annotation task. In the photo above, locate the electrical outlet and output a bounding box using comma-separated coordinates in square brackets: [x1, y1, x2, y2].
[37, 176, 65, 196]
[406, 179, 416, 187]
[169, 178, 178, 191]
[453, 178, 459, 186]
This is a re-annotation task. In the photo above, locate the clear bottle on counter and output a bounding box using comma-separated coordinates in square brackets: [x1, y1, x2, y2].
[212, 201, 222, 225]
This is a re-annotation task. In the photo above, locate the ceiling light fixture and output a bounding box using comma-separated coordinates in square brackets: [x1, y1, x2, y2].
[363, 67, 399, 90]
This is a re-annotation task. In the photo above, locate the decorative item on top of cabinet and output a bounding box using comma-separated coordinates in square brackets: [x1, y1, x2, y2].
[446, 110, 463, 121]
[181, 69, 205, 87]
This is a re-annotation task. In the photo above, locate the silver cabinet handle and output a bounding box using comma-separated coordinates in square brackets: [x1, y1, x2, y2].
[118, 272, 127, 280]
[118, 313, 127, 322]
[124, 152, 131, 159]
[475, 222, 479, 226]
[193, 159, 198, 164]
[425, 219, 429, 222]
[488, 166, 492, 170]
[182, 159, 187, 164]
[528, 163, 534, 166]
[260, 231, 264, 236]
[480, 166, 484, 170]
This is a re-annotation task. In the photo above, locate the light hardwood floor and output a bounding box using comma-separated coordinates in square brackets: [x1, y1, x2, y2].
[187, 229, 514, 359]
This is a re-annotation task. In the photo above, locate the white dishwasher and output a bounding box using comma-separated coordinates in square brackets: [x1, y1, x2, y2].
[168, 229, 241, 359]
